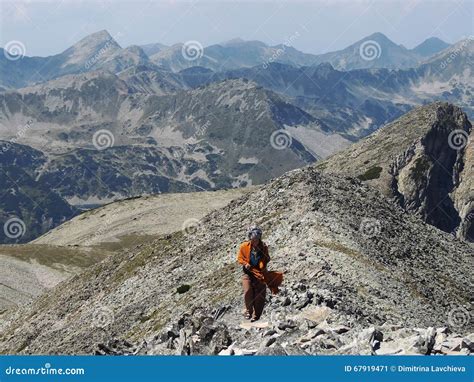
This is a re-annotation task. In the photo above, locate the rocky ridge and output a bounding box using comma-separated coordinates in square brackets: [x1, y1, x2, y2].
[319, 102, 473, 242]
[0, 167, 471, 354]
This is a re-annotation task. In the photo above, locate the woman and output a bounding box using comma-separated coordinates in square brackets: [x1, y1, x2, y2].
[237, 226, 271, 321]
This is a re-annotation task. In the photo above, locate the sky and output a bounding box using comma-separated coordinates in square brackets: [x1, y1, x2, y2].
[1, 0, 473, 57]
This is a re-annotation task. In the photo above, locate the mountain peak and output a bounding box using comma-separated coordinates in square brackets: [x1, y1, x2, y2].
[71, 30, 118, 49]
[312, 32, 419, 70]
[60, 30, 121, 68]
[65, 30, 121, 54]
[90, 29, 112, 39]
[412, 37, 450, 57]
[420, 36, 448, 45]
[139, 42, 168, 57]
[361, 32, 397, 46]
[122, 45, 148, 57]
[218, 38, 268, 48]
[220, 37, 245, 46]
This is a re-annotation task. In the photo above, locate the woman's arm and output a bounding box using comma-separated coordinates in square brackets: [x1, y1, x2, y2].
[237, 243, 249, 266]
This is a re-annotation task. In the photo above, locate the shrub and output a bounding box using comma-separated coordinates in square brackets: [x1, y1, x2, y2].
[357, 166, 383, 181]
[177, 284, 191, 294]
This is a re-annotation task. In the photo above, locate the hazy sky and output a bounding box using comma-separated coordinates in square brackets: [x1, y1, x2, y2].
[1, 0, 473, 57]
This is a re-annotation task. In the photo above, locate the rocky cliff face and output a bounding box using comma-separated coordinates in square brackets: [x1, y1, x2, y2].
[0, 167, 471, 354]
[320, 102, 473, 242]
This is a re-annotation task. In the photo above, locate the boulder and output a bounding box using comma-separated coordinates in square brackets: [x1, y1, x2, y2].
[461, 337, 474, 352]
[376, 328, 436, 355]
[256, 343, 287, 355]
[209, 326, 232, 355]
[278, 319, 298, 331]
[299, 306, 332, 324]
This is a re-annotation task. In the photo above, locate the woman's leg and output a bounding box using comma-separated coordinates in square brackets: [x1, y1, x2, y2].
[252, 281, 266, 320]
[242, 274, 254, 318]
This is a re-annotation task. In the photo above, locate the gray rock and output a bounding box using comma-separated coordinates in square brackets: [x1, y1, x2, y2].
[376, 328, 436, 355]
[209, 327, 232, 355]
[278, 320, 298, 331]
[265, 336, 277, 347]
[281, 297, 291, 307]
[461, 337, 474, 352]
[263, 329, 277, 337]
[256, 343, 287, 355]
[329, 325, 350, 334]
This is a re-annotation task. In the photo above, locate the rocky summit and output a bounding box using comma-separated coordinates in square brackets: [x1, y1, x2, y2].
[0, 165, 472, 355]
[319, 102, 473, 242]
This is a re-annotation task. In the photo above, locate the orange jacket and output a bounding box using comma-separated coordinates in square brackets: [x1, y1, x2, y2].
[237, 241, 283, 294]
[237, 240, 270, 271]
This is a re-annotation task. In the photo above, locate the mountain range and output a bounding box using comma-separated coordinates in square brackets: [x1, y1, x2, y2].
[0, 30, 472, 244]
[1, 30, 452, 90]
[139, 32, 453, 72]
